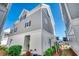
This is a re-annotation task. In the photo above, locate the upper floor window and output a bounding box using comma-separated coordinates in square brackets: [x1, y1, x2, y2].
[25, 21, 31, 28]
[10, 29, 13, 34]
[44, 8, 50, 18]
[20, 14, 26, 21]
[14, 27, 17, 32]
[25, 22, 28, 27]
[29, 21, 31, 26]
[4, 33, 9, 37]
[0, 3, 8, 8]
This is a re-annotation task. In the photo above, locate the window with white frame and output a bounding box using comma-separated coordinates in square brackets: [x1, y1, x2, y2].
[25, 20, 31, 28]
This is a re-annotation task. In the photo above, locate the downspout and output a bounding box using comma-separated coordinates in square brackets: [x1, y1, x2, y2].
[40, 4, 43, 55]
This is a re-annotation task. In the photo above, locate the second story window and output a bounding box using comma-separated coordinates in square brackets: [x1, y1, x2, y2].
[29, 21, 31, 26]
[25, 21, 31, 28]
[14, 27, 17, 32]
[10, 30, 13, 34]
[20, 14, 26, 21]
[25, 23, 28, 27]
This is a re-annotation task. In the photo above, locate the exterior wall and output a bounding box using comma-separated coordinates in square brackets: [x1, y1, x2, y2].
[66, 4, 79, 20]
[8, 29, 54, 55]
[60, 3, 70, 31]
[10, 9, 41, 35]
[41, 6, 55, 53]
[42, 29, 55, 53]
[60, 3, 79, 55]
[8, 29, 42, 55]
[42, 8, 54, 34]
[29, 29, 42, 55]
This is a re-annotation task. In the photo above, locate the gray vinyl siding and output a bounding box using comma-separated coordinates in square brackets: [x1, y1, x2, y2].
[26, 9, 41, 31]
[0, 4, 8, 35]
[67, 3, 79, 20]
[60, 3, 70, 31]
[42, 8, 53, 34]
[10, 9, 42, 35]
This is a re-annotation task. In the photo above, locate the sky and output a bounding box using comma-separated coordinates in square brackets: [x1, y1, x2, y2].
[3, 3, 66, 40]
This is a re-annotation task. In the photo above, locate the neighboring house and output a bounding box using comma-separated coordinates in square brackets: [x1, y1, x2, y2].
[0, 3, 11, 43]
[1, 28, 10, 45]
[60, 3, 79, 55]
[8, 4, 55, 55]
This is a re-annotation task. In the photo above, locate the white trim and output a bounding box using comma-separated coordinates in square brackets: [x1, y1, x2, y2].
[59, 3, 65, 25]
[19, 9, 29, 19]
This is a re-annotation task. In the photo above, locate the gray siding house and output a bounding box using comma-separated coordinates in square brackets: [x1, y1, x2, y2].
[8, 4, 55, 55]
[0, 3, 11, 43]
[60, 3, 79, 55]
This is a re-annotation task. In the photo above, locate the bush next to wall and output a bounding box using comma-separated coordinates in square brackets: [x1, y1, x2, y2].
[44, 46, 56, 56]
[8, 45, 22, 56]
[44, 42, 60, 56]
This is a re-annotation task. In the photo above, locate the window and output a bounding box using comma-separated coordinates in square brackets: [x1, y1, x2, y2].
[10, 30, 13, 34]
[25, 23, 28, 27]
[9, 39, 13, 45]
[0, 3, 8, 8]
[25, 21, 31, 28]
[48, 39, 51, 47]
[4, 33, 9, 37]
[20, 14, 26, 21]
[23, 14, 26, 19]
[44, 8, 50, 18]
[29, 21, 31, 26]
[14, 27, 17, 32]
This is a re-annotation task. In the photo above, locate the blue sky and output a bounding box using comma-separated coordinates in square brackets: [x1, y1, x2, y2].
[3, 3, 66, 40]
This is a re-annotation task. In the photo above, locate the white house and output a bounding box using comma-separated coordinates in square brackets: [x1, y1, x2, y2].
[7, 4, 55, 55]
[60, 3, 79, 55]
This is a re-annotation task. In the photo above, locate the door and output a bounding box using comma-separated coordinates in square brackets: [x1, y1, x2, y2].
[24, 35, 30, 51]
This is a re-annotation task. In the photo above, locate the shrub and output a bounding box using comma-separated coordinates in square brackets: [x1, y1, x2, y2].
[54, 42, 59, 51]
[44, 47, 56, 56]
[8, 45, 22, 56]
[44, 43, 60, 56]
[52, 46, 56, 53]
